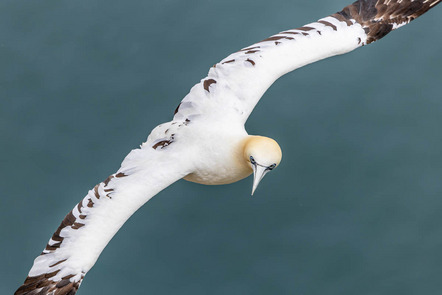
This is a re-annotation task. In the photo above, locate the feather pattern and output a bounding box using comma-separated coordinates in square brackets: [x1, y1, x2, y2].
[15, 0, 440, 294]
[15, 147, 192, 295]
[174, 0, 440, 124]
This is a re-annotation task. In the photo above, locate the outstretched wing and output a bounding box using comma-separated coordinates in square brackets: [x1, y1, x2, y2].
[15, 146, 192, 295]
[173, 0, 440, 125]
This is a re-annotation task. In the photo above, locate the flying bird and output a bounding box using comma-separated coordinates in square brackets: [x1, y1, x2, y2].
[15, 0, 440, 294]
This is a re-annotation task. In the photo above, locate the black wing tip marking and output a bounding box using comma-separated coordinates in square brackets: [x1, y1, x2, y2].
[15, 272, 83, 295]
[334, 0, 440, 44]
[16, 171, 129, 294]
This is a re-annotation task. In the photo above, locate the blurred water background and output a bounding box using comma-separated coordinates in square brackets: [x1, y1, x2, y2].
[1, 0, 441, 294]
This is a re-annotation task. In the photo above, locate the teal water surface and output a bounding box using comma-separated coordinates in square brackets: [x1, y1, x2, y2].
[1, 0, 442, 294]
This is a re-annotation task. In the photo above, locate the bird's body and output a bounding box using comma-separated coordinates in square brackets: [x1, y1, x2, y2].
[147, 118, 251, 185]
[14, 0, 440, 294]
[182, 133, 251, 185]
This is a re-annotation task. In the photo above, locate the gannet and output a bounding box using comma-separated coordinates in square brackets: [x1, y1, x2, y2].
[15, 0, 440, 294]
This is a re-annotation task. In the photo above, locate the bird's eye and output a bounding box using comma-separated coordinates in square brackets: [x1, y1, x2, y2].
[250, 156, 256, 165]
[267, 164, 276, 170]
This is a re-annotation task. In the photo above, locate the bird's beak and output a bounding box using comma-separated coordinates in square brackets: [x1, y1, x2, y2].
[251, 164, 269, 195]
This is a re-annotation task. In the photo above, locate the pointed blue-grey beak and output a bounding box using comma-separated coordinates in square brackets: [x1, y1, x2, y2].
[251, 164, 270, 195]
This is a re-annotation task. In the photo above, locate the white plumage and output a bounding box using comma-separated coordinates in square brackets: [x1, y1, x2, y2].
[14, 0, 440, 294]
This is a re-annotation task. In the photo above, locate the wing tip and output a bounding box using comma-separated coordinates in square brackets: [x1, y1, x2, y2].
[333, 0, 440, 44]
[15, 273, 82, 295]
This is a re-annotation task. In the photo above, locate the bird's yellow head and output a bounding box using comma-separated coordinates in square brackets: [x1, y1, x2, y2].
[243, 136, 282, 195]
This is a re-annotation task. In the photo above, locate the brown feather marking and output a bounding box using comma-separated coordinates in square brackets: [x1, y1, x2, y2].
[222, 59, 235, 64]
[45, 242, 62, 251]
[115, 172, 127, 178]
[174, 103, 181, 115]
[262, 36, 294, 42]
[332, 11, 353, 26]
[103, 175, 114, 187]
[153, 140, 173, 150]
[93, 185, 100, 199]
[72, 222, 85, 230]
[51, 228, 63, 242]
[45, 270, 61, 279]
[332, 0, 440, 44]
[15, 273, 54, 294]
[55, 279, 71, 288]
[76, 202, 83, 214]
[62, 211, 76, 227]
[280, 31, 300, 35]
[245, 59, 255, 66]
[297, 26, 315, 31]
[240, 46, 260, 51]
[104, 188, 113, 199]
[49, 259, 68, 268]
[15, 270, 82, 295]
[318, 20, 337, 31]
[203, 79, 216, 92]
[62, 274, 76, 280]
[55, 282, 79, 295]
